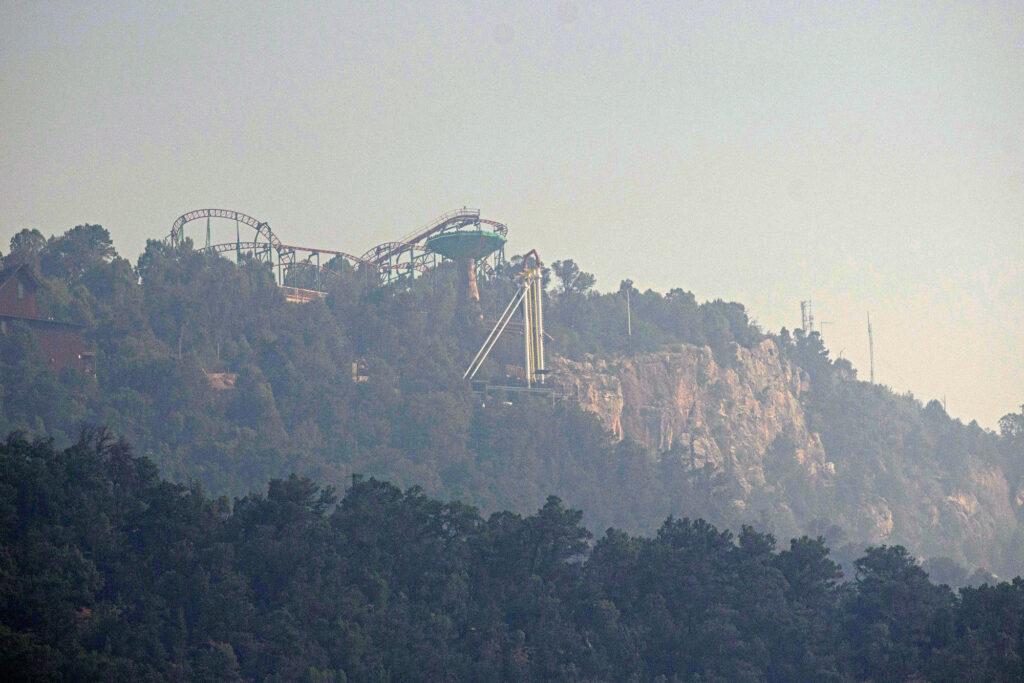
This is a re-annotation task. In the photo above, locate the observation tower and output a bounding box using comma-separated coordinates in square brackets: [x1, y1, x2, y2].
[425, 226, 506, 302]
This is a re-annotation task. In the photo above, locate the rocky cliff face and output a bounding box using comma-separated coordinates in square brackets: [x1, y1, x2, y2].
[552, 340, 833, 494]
[551, 340, 1020, 573]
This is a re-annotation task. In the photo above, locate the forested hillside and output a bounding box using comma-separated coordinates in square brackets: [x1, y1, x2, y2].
[1, 224, 1022, 578]
[3, 432, 1024, 681]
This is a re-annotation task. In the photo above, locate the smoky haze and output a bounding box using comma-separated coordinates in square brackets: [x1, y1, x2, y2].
[1, 1, 1021, 427]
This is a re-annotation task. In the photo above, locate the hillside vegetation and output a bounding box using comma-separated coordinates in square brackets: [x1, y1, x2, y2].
[1, 225, 1022, 577]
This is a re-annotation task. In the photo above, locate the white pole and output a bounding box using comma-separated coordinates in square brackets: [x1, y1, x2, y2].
[523, 276, 533, 387]
[535, 275, 545, 384]
[626, 287, 632, 336]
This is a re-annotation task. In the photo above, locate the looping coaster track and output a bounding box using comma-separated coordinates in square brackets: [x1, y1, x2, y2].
[166, 207, 507, 292]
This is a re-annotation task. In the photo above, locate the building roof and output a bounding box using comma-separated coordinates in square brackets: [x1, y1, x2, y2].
[0, 262, 43, 290]
[0, 263, 83, 329]
[0, 312, 84, 329]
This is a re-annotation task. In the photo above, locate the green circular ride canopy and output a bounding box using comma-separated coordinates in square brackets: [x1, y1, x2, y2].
[425, 230, 506, 260]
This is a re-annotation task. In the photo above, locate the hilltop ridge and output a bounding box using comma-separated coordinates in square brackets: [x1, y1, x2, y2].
[1, 223, 1022, 576]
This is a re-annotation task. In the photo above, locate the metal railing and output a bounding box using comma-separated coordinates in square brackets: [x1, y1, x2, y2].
[397, 207, 480, 245]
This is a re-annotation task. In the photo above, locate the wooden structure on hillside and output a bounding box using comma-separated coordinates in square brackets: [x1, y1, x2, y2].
[0, 263, 94, 374]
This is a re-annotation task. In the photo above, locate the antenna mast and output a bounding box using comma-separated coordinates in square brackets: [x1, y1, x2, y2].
[800, 300, 815, 333]
[867, 312, 875, 384]
[626, 287, 632, 337]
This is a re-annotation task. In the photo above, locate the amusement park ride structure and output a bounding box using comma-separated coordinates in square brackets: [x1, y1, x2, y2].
[167, 207, 547, 387]
[168, 207, 509, 293]
[464, 250, 546, 388]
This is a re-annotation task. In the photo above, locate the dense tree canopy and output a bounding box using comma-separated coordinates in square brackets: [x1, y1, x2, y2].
[2, 434, 1023, 681]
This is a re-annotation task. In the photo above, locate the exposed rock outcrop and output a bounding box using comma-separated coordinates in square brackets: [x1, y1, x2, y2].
[551, 339, 1020, 573]
[552, 340, 832, 496]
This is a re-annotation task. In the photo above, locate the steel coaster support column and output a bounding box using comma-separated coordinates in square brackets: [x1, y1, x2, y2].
[521, 267, 544, 387]
[523, 279, 534, 387]
[532, 273, 545, 384]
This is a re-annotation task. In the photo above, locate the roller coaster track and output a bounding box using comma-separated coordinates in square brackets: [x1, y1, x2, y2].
[171, 209, 278, 251]
[169, 210, 370, 287]
[167, 207, 506, 291]
[361, 209, 508, 286]
[362, 208, 485, 264]
[200, 241, 358, 290]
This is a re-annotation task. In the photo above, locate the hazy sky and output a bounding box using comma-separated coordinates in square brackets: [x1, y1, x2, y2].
[2, 2, 1021, 427]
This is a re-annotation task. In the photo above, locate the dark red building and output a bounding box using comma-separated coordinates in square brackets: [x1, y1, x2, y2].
[0, 263, 94, 374]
